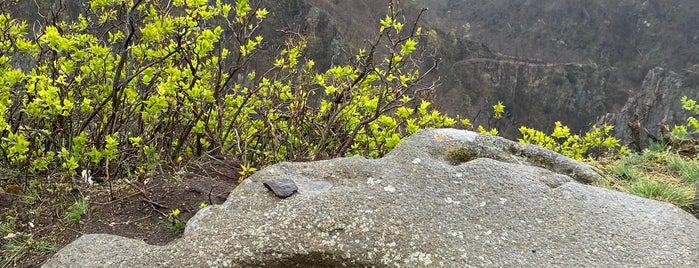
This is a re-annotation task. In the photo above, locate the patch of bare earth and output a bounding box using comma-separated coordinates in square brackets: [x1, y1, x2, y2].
[1, 155, 241, 267]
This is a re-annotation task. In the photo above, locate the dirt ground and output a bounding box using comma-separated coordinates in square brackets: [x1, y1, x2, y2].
[0, 155, 241, 267]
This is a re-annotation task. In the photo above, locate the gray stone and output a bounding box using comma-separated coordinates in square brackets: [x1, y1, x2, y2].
[44, 129, 699, 267]
[263, 179, 299, 198]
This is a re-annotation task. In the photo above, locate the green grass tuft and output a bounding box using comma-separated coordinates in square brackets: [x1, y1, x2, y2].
[598, 141, 697, 213]
[611, 162, 642, 181]
[626, 179, 694, 208]
[667, 156, 699, 184]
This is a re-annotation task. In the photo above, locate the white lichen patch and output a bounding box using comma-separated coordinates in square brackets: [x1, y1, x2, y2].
[380, 254, 393, 265]
[366, 177, 383, 186]
[407, 252, 434, 265]
[449, 231, 464, 239]
[320, 239, 337, 247]
[411, 158, 422, 164]
[206, 258, 232, 268]
[499, 198, 508, 205]
[384, 185, 396, 193]
[297, 243, 307, 252]
[445, 197, 461, 205]
[379, 250, 404, 265]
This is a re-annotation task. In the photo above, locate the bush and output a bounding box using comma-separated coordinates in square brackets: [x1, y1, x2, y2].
[0, 0, 456, 180]
[518, 121, 622, 161]
[670, 96, 699, 140]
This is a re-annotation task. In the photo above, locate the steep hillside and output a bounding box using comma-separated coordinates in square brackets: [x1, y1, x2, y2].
[440, 59, 617, 138]
[421, 0, 699, 86]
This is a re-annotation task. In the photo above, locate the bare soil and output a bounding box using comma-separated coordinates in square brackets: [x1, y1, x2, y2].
[0, 155, 241, 267]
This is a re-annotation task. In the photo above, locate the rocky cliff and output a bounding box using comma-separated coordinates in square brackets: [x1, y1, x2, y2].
[437, 58, 625, 138]
[421, 0, 699, 86]
[268, 1, 631, 139]
[599, 67, 699, 150]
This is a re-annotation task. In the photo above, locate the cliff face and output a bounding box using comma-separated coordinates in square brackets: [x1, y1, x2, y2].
[418, 0, 699, 139]
[437, 58, 623, 138]
[421, 0, 699, 87]
[599, 68, 699, 149]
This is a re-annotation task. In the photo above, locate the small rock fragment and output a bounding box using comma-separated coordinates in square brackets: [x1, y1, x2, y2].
[263, 179, 298, 198]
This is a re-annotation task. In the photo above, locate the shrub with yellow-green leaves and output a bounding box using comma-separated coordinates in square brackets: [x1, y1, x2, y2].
[0, 0, 456, 180]
[671, 96, 699, 140]
[519, 121, 622, 161]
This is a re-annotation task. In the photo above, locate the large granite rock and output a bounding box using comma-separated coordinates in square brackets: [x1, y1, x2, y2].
[44, 129, 699, 267]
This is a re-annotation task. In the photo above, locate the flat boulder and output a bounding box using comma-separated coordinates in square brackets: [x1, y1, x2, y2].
[44, 129, 699, 267]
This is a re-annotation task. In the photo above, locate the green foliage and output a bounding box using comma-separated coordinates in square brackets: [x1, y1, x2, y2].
[611, 162, 642, 181]
[165, 208, 185, 234]
[519, 121, 621, 160]
[681, 96, 699, 114]
[645, 142, 669, 157]
[461, 23, 472, 40]
[471, 101, 504, 136]
[477, 125, 499, 136]
[672, 96, 699, 140]
[0, 1, 455, 180]
[238, 162, 257, 183]
[65, 197, 88, 224]
[492, 101, 505, 119]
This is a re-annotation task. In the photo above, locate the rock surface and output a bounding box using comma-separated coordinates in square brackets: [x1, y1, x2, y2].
[599, 67, 699, 150]
[44, 129, 699, 267]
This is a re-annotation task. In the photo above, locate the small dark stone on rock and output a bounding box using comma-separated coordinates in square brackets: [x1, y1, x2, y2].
[263, 179, 298, 198]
